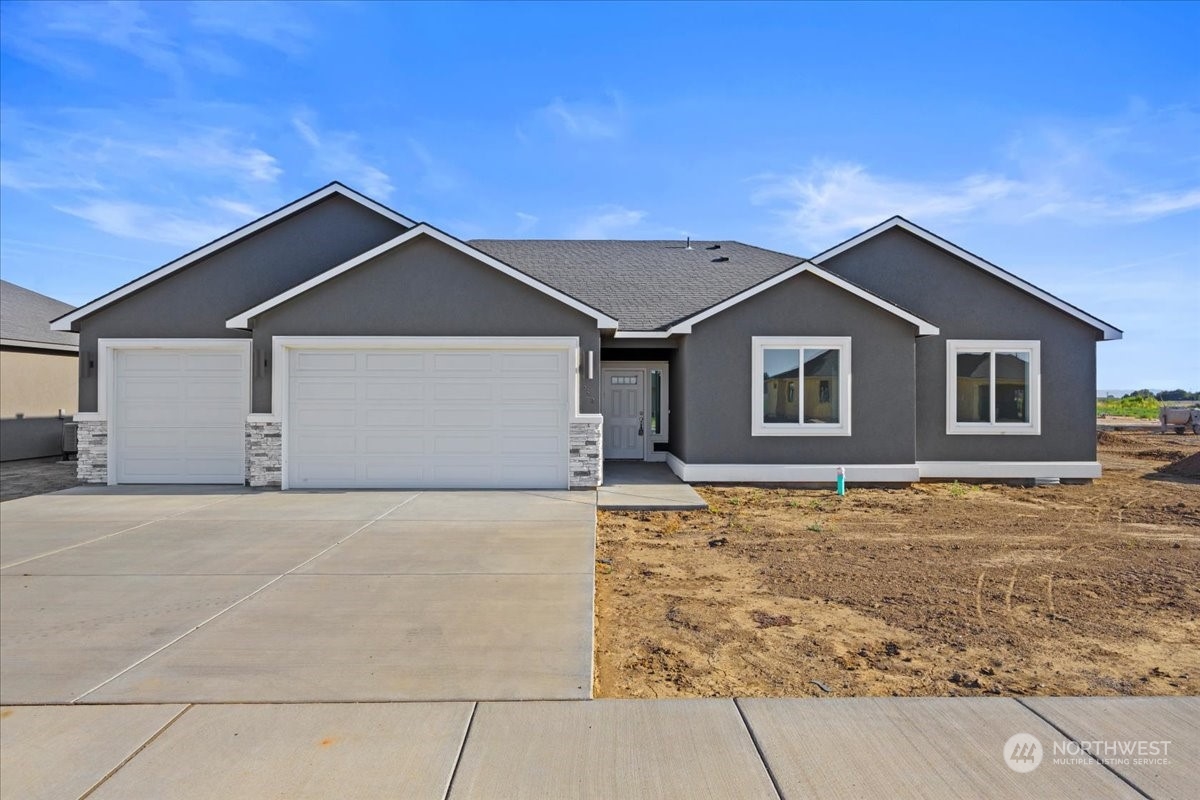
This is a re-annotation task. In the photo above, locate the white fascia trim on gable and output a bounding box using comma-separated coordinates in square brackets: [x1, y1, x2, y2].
[663, 263, 939, 336]
[226, 225, 619, 330]
[811, 217, 1122, 341]
[50, 184, 415, 332]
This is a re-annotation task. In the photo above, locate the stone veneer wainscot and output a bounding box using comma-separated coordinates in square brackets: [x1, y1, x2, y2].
[568, 418, 603, 488]
[245, 417, 282, 488]
[76, 418, 108, 483]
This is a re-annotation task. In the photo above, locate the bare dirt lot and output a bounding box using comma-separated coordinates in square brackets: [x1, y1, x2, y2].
[595, 428, 1199, 698]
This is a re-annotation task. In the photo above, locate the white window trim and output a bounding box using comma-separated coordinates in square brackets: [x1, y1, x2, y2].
[945, 339, 1041, 436]
[752, 336, 851, 437]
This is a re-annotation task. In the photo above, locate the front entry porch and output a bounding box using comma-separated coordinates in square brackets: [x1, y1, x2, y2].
[597, 460, 707, 511]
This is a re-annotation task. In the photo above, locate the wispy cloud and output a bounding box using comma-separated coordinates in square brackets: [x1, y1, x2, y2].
[293, 113, 393, 199]
[1, 0, 314, 83]
[541, 92, 627, 140]
[55, 199, 234, 247]
[407, 139, 460, 194]
[515, 212, 539, 235]
[570, 205, 646, 238]
[188, 1, 313, 56]
[753, 106, 1200, 247]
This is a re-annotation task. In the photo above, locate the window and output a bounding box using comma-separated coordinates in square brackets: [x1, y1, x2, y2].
[946, 340, 1041, 435]
[649, 369, 662, 434]
[752, 337, 851, 436]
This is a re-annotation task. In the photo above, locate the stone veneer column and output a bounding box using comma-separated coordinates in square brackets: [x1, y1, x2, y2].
[568, 417, 603, 488]
[75, 418, 108, 483]
[245, 417, 282, 488]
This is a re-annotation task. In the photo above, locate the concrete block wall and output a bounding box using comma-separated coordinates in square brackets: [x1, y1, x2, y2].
[76, 419, 108, 483]
[569, 418, 603, 488]
[246, 418, 282, 488]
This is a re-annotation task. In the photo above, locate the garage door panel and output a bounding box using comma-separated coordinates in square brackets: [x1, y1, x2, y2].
[364, 381, 424, 401]
[288, 346, 568, 489]
[185, 379, 244, 402]
[294, 352, 357, 372]
[119, 352, 186, 372]
[500, 382, 562, 402]
[364, 352, 424, 372]
[184, 352, 245, 372]
[364, 434, 426, 455]
[362, 406, 425, 427]
[500, 352, 563, 373]
[292, 380, 357, 401]
[113, 347, 248, 484]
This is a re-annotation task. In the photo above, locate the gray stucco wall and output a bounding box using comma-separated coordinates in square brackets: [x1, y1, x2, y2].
[674, 272, 918, 464]
[0, 416, 67, 461]
[251, 236, 602, 414]
[820, 228, 1099, 462]
[74, 195, 408, 411]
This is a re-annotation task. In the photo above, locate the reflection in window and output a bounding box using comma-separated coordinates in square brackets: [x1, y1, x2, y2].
[803, 348, 839, 423]
[649, 369, 662, 434]
[762, 348, 800, 424]
[956, 350, 1030, 424]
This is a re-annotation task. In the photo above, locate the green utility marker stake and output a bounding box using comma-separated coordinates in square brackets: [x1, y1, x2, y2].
[836, 466, 846, 496]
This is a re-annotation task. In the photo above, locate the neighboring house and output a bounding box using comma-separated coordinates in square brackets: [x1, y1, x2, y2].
[49, 182, 1120, 489]
[0, 280, 79, 461]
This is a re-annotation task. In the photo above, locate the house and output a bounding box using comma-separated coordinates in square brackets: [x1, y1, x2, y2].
[0, 280, 79, 461]
[48, 182, 1120, 489]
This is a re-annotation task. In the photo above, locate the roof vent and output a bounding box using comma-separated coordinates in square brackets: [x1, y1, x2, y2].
[685, 236, 692, 250]
[712, 256, 729, 263]
[706, 244, 721, 250]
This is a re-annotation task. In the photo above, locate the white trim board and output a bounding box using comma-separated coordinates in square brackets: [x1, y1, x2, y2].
[227, 225, 619, 330]
[662, 263, 939, 336]
[811, 216, 1122, 341]
[50, 183, 414, 332]
[665, 454, 919, 483]
[917, 461, 1102, 479]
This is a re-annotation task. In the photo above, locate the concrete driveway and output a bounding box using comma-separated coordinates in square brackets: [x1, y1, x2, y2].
[0, 486, 595, 704]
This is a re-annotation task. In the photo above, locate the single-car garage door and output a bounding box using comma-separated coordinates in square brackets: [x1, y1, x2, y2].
[286, 345, 570, 489]
[112, 347, 249, 483]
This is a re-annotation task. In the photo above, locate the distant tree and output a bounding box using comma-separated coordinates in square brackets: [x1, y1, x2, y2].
[1156, 389, 1200, 401]
[1123, 389, 1155, 399]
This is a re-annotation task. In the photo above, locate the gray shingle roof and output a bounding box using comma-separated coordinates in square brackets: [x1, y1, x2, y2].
[0, 280, 79, 349]
[469, 240, 804, 330]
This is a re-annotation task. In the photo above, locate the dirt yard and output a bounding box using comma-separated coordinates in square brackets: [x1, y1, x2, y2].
[594, 428, 1199, 698]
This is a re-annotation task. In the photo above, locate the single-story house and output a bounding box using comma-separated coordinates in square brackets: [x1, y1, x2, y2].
[1, 280, 79, 461]
[49, 182, 1120, 489]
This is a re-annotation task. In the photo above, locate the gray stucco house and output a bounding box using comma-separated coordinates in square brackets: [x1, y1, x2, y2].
[50, 182, 1120, 489]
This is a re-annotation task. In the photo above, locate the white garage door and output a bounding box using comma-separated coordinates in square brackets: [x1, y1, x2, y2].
[112, 347, 249, 483]
[287, 346, 570, 489]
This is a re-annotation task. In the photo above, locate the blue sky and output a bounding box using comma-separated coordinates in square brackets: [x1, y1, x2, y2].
[1, 1, 1196, 390]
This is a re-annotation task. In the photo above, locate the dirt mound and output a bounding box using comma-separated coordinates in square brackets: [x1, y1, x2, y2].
[1159, 451, 1200, 479]
[1096, 430, 1124, 446]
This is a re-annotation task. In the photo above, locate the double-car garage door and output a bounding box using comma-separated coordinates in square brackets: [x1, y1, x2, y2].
[110, 343, 570, 489]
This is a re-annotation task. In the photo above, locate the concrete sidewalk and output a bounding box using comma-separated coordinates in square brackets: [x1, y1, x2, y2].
[598, 461, 707, 510]
[3, 696, 1195, 799]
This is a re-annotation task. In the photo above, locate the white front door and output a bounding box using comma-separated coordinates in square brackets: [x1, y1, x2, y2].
[286, 345, 570, 489]
[602, 369, 644, 459]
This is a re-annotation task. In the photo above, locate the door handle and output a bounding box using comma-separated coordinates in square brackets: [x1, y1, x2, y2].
[638, 413, 644, 437]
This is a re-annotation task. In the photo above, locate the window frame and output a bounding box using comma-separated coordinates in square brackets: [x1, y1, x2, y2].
[945, 339, 1041, 436]
[751, 336, 852, 437]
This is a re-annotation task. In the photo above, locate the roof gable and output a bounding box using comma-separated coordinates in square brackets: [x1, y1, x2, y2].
[810, 216, 1121, 341]
[50, 183, 414, 332]
[227, 224, 619, 329]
